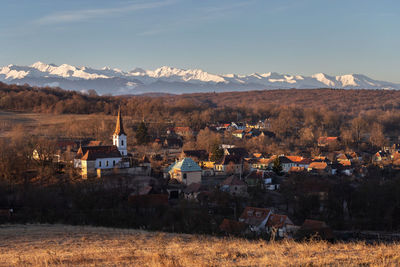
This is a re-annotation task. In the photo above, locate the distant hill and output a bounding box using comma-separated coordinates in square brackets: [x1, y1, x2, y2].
[1, 61, 399, 95]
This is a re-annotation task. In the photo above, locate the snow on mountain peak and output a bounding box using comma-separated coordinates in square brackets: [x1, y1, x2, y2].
[144, 66, 226, 83]
[312, 73, 336, 87]
[336, 74, 358, 87]
[1, 61, 400, 94]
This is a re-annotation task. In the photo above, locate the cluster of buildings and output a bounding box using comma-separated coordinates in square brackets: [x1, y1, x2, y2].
[29, 112, 400, 240]
[219, 207, 333, 239]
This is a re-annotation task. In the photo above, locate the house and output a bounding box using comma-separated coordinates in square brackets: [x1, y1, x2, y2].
[172, 127, 193, 137]
[230, 122, 246, 130]
[74, 108, 131, 178]
[220, 176, 248, 197]
[75, 145, 124, 178]
[373, 150, 391, 162]
[279, 156, 312, 173]
[248, 158, 274, 170]
[238, 207, 272, 233]
[232, 129, 245, 139]
[165, 157, 202, 185]
[307, 161, 333, 175]
[214, 154, 243, 175]
[266, 214, 297, 238]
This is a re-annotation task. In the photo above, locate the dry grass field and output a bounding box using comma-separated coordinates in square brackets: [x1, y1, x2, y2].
[1, 225, 400, 266]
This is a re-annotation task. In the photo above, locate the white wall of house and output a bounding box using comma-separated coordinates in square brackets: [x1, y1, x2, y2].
[95, 157, 122, 169]
[170, 170, 202, 185]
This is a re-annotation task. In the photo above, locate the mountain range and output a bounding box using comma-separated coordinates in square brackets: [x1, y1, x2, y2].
[1, 61, 399, 95]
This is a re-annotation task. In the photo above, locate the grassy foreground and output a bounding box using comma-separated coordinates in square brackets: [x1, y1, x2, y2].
[0, 225, 400, 266]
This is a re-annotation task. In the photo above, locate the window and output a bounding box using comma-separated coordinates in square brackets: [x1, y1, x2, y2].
[121, 140, 124, 146]
[113, 160, 115, 166]
[106, 161, 109, 167]
[99, 161, 102, 167]
[183, 173, 187, 179]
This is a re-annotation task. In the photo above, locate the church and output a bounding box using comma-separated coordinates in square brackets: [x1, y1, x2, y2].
[74, 108, 133, 178]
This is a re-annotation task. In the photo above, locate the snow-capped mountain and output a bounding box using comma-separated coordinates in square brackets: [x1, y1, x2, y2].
[1, 61, 399, 95]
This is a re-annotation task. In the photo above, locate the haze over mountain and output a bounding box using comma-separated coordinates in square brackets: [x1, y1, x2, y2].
[1, 62, 399, 95]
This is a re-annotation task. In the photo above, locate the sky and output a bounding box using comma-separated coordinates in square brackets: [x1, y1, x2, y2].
[0, 0, 399, 82]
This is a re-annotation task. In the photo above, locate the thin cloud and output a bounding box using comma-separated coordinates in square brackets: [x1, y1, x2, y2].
[137, 1, 254, 36]
[35, 0, 177, 25]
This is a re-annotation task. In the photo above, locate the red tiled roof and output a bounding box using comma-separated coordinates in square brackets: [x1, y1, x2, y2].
[308, 162, 328, 170]
[79, 146, 122, 160]
[239, 207, 271, 226]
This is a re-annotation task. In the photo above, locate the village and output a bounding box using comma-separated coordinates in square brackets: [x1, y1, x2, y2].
[20, 107, 400, 241]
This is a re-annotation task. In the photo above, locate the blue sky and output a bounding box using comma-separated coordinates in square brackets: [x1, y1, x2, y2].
[0, 0, 399, 82]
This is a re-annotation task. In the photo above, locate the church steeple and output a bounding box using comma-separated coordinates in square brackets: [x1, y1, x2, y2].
[113, 107, 127, 156]
[113, 107, 126, 136]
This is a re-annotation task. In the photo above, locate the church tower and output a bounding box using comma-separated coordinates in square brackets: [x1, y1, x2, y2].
[113, 107, 127, 156]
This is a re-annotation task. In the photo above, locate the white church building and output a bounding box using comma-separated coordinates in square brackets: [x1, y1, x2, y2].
[74, 108, 132, 178]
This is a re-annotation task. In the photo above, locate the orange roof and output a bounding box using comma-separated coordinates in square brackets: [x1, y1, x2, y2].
[339, 159, 351, 166]
[239, 207, 271, 226]
[308, 162, 328, 170]
[286, 156, 304, 163]
[337, 154, 349, 160]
